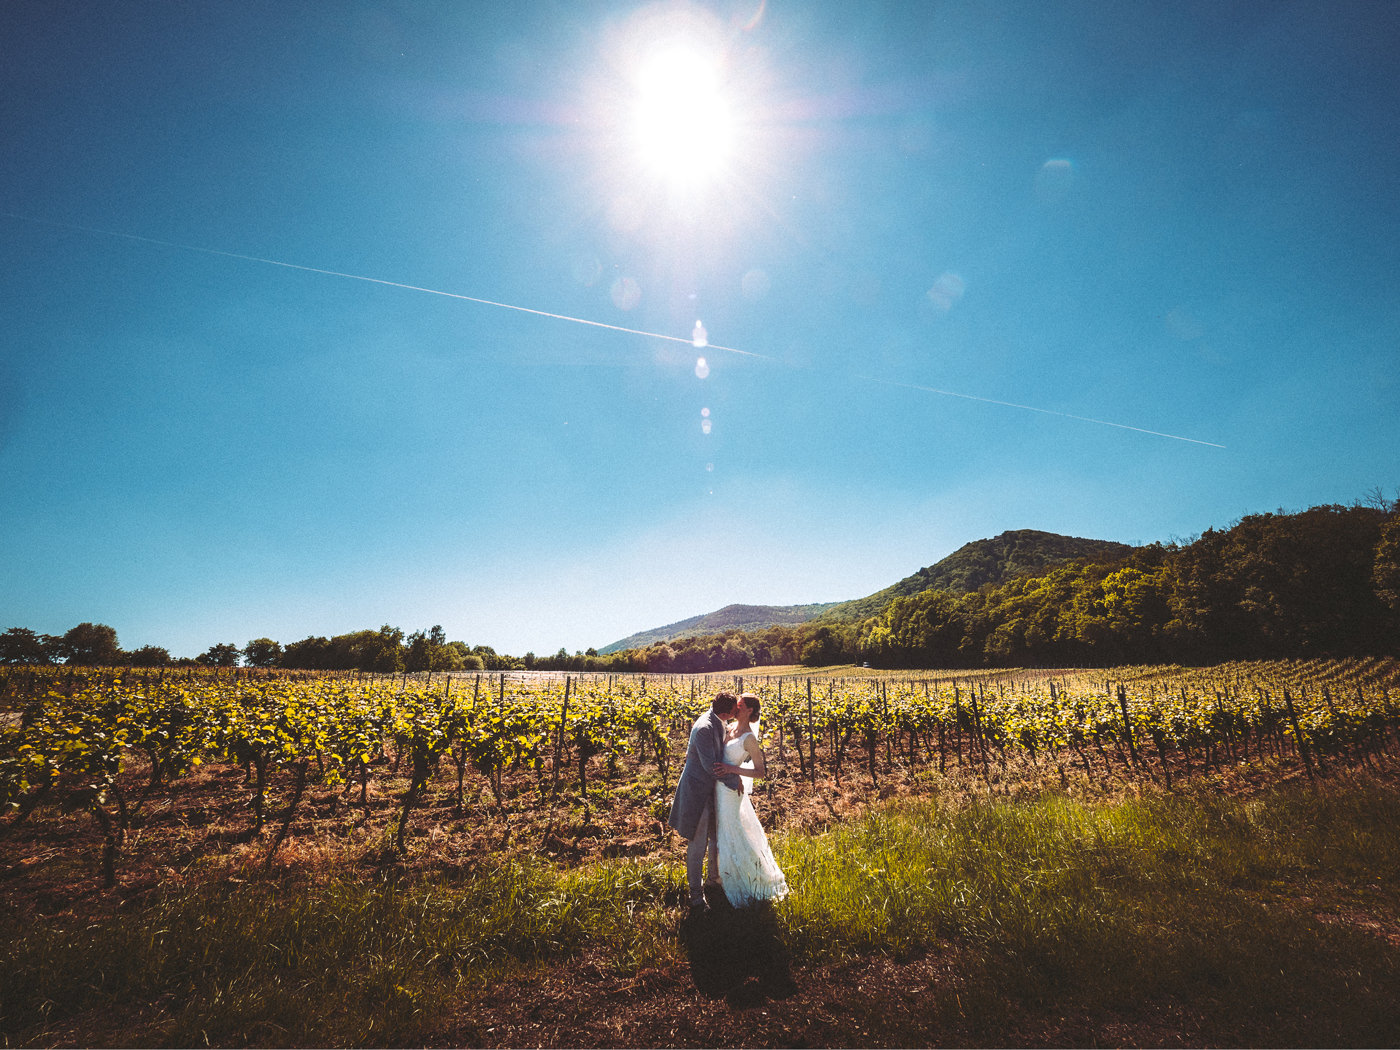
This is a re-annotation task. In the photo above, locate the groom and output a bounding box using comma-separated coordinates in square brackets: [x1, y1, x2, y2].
[669, 690, 743, 911]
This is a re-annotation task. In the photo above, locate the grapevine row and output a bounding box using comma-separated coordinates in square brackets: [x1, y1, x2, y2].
[2, 659, 1397, 885]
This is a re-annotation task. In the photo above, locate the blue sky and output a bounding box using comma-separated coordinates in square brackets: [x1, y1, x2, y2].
[2, 0, 1397, 659]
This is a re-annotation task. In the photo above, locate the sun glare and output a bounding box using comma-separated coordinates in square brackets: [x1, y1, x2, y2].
[632, 46, 734, 187]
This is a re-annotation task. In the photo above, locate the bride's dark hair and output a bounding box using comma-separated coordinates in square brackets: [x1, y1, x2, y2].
[740, 692, 761, 720]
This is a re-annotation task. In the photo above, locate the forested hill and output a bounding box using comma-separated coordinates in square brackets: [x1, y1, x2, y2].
[591, 502, 1398, 672]
[815, 530, 1136, 624]
[598, 530, 1133, 653]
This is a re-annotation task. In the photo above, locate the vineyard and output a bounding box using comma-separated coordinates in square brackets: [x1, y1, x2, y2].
[3, 658, 1399, 892]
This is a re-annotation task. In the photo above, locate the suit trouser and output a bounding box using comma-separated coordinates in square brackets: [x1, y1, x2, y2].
[685, 795, 719, 901]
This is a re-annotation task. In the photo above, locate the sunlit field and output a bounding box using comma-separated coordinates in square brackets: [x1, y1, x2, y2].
[2, 660, 1399, 1046]
[7, 0, 1400, 1043]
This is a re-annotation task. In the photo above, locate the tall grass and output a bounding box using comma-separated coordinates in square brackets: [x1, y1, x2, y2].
[4, 781, 1398, 1047]
[0, 861, 683, 1047]
[776, 781, 1400, 1043]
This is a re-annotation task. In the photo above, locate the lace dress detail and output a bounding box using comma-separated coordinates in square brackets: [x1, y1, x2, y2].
[714, 732, 789, 906]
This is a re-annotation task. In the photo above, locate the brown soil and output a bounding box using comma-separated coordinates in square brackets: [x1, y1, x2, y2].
[426, 949, 1218, 1049]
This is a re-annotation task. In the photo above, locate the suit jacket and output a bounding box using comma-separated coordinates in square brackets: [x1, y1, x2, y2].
[668, 707, 743, 839]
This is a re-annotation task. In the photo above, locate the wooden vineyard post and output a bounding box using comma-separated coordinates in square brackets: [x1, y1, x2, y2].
[777, 679, 785, 766]
[1282, 688, 1317, 785]
[807, 679, 816, 787]
[882, 681, 892, 769]
[1256, 690, 1275, 760]
[1214, 692, 1236, 763]
[953, 684, 964, 767]
[552, 675, 571, 799]
[934, 681, 947, 773]
[970, 686, 990, 780]
[1117, 684, 1139, 766]
[828, 680, 840, 785]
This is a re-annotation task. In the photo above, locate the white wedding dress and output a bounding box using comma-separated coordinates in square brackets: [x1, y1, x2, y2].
[715, 731, 789, 907]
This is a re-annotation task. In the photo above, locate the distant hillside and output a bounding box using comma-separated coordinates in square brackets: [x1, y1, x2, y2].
[598, 530, 1135, 653]
[598, 603, 840, 655]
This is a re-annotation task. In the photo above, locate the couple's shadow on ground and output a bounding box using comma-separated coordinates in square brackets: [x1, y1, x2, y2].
[681, 884, 798, 1006]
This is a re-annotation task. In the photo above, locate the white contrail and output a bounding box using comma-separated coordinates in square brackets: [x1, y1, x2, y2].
[4, 212, 1224, 448]
[852, 375, 1228, 448]
[3, 213, 766, 359]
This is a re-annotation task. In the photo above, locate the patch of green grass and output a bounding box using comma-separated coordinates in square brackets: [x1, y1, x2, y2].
[773, 779, 1400, 1043]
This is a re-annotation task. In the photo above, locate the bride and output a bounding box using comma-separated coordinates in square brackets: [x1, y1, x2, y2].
[710, 692, 789, 907]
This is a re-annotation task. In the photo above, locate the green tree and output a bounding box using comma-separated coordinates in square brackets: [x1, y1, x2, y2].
[470, 644, 515, 670]
[243, 638, 283, 668]
[333, 626, 404, 672]
[197, 643, 241, 667]
[405, 628, 433, 672]
[446, 641, 484, 670]
[280, 635, 333, 669]
[1097, 565, 1172, 659]
[800, 625, 844, 666]
[433, 643, 466, 671]
[405, 625, 460, 671]
[57, 623, 120, 666]
[0, 627, 56, 665]
[127, 645, 172, 667]
[367, 625, 405, 672]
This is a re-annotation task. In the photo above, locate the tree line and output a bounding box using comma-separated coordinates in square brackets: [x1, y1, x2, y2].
[6, 499, 1396, 675]
[0, 623, 520, 673]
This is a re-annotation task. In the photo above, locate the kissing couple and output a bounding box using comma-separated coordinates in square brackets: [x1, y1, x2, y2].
[668, 690, 789, 912]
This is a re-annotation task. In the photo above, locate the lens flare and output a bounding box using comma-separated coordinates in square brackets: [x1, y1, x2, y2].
[741, 268, 771, 300]
[692, 320, 708, 347]
[632, 45, 734, 187]
[610, 275, 642, 310]
[695, 356, 710, 379]
[926, 272, 966, 312]
[1035, 158, 1075, 203]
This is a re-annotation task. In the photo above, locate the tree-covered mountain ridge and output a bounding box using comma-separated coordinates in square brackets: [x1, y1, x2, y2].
[597, 501, 1399, 672]
[599, 530, 1134, 654]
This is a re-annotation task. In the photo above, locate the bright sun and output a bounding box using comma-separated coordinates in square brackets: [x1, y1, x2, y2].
[631, 45, 734, 188]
